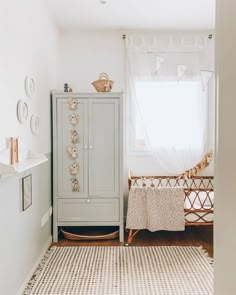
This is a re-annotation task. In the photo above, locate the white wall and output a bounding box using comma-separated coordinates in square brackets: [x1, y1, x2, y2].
[0, 160, 51, 295]
[59, 30, 214, 177]
[0, 0, 59, 154]
[0, 1, 59, 294]
[215, 0, 236, 293]
[59, 30, 125, 93]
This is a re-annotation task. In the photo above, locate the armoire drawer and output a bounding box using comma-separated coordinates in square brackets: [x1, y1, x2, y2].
[58, 198, 120, 222]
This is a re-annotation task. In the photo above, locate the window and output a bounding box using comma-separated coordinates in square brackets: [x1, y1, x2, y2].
[132, 80, 207, 152]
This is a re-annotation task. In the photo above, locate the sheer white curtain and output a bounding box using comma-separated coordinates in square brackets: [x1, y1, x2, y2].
[126, 33, 214, 175]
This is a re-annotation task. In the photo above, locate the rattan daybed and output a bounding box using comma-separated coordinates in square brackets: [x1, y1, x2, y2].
[126, 173, 214, 244]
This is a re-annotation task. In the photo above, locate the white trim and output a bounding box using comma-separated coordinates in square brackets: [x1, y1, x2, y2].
[16, 236, 52, 295]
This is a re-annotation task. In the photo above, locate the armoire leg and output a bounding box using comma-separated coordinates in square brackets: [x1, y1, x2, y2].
[53, 226, 58, 243]
[119, 225, 124, 243]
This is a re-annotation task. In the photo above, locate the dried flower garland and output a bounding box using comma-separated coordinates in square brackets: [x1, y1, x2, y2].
[179, 152, 213, 179]
[67, 97, 80, 192]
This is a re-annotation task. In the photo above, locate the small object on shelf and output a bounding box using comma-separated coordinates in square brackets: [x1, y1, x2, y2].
[15, 137, 19, 163]
[69, 87, 73, 92]
[10, 137, 14, 165]
[92, 73, 114, 92]
[64, 83, 69, 92]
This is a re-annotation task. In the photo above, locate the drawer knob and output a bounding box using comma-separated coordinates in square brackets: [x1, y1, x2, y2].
[86, 199, 91, 203]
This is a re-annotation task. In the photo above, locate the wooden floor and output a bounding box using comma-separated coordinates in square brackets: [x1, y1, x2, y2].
[53, 226, 213, 257]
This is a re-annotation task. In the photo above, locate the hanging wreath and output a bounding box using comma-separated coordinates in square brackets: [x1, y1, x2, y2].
[178, 152, 213, 179]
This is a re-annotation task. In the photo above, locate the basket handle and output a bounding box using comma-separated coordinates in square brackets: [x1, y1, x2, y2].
[99, 73, 109, 80]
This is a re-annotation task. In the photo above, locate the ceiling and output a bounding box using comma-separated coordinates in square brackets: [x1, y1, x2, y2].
[45, 0, 215, 31]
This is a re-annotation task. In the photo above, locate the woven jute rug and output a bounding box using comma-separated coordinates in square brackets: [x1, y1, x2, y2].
[23, 246, 213, 295]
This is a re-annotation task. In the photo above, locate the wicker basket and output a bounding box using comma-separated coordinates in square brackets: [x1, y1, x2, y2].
[92, 73, 114, 92]
[61, 227, 119, 241]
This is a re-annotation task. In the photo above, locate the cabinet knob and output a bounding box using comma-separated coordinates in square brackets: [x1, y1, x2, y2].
[86, 199, 91, 203]
[89, 145, 92, 149]
[84, 145, 88, 149]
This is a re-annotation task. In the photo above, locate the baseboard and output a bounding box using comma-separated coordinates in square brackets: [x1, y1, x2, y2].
[16, 236, 52, 295]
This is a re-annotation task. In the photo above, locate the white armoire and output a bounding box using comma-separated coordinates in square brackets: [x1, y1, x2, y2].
[51, 92, 123, 242]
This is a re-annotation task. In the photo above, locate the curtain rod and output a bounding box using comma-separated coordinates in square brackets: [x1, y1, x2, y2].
[122, 34, 212, 39]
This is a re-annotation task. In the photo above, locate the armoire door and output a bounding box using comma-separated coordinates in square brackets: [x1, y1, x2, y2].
[57, 98, 89, 198]
[88, 99, 120, 197]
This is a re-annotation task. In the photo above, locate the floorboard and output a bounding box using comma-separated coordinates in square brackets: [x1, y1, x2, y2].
[53, 226, 213, 257]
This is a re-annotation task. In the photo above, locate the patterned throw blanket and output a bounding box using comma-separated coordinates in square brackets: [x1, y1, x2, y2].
[126, 187, 185, 231]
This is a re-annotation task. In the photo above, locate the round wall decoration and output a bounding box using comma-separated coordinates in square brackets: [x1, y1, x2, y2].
[17, 100, 28, 124]
[25, 75, 35, 98]
[30, 114, 40, 135]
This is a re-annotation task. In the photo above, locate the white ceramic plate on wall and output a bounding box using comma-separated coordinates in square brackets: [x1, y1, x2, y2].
[17, 100, 28, 124]
[25, 75, 35, 98]
[30, 114, 40, 135]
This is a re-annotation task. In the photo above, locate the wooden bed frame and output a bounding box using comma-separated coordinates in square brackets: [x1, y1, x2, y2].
[126, 173, 214, 245]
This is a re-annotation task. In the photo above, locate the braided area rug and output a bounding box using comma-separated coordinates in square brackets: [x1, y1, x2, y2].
[23, 246, 213, 295]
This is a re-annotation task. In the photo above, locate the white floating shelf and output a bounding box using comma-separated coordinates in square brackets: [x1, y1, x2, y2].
[0, 156, 48, 180]
[14, 158, 48, 173]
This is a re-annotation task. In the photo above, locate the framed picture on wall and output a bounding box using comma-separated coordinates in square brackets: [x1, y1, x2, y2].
[22, 174, 32, 211]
